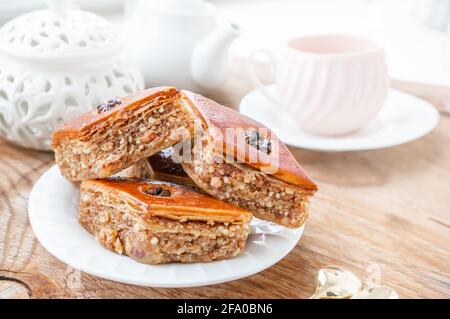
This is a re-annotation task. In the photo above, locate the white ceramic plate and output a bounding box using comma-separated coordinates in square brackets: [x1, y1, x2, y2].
[28, 165, 303, 288]
[240, 86, 439, 152]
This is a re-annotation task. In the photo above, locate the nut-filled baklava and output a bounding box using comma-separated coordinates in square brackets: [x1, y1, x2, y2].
[79, 178, 252, 264]
[180, 91, 318, 228]
[52, 87, 193, 181]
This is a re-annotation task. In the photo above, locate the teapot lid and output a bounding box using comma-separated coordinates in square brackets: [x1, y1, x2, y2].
[0, 0, 122, 59]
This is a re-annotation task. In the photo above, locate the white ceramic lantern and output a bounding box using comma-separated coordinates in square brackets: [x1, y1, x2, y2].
[0, 0, 144, 150]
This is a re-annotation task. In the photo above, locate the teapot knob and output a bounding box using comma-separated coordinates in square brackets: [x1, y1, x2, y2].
[46, 0, 74, 19]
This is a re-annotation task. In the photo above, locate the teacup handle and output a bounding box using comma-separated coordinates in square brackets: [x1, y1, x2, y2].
[248, 49, 278, 104]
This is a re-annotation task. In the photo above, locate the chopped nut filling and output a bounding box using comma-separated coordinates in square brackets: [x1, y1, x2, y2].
[182, 141, 311, 228]
[54, 98, 192, 181]
[79, 187, 250, 264]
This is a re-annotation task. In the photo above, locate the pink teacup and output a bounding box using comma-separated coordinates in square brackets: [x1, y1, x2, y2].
[249, 34, 389, 136]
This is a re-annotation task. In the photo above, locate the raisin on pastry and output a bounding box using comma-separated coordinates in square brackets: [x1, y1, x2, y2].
[79, 178, 252, 264]
[180, 90, 318, 229]
[52, 87, 193, 181]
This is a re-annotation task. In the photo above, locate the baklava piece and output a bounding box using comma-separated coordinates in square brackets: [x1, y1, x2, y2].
[121, 147, 198, 188]
[180, 91, 318, 228]
[79, 178, 252, 264]
[52, 87, 193, 181]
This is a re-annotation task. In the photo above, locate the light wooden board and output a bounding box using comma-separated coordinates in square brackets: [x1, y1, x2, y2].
[0, 66, 449, 298]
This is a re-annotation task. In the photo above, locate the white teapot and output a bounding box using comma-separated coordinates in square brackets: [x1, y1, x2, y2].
[125, 0, 241, 92]
[0, 0, 143, 150]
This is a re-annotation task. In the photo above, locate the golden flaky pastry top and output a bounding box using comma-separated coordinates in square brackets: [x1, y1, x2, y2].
[52, 86, 180, 146]
[51, 85, 316, 192]
[182, 90, 318, 192]
[82, 178, 252, 224]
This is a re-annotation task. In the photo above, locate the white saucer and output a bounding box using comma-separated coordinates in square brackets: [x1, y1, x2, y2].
[28, 165, 303, 288]
[240, 86, 439, 152]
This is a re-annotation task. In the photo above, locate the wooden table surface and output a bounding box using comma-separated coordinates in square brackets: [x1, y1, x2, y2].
[1, 65, 449, 298]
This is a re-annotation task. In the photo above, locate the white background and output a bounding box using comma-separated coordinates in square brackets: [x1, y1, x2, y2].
[1, 0, 449, 87]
